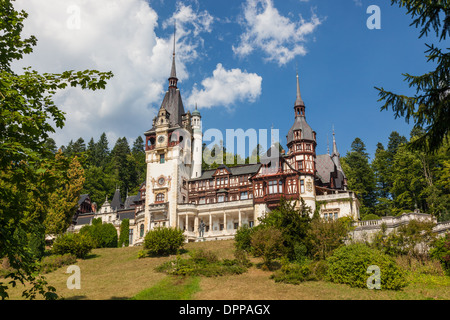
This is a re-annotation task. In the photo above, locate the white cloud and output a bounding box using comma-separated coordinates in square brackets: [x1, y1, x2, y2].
[12, 0, 212, 148]
[187, 63, 262, 110]
[233, 0, 322, 66]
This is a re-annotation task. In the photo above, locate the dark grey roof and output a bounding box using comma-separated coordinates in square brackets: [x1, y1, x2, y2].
[118, 210, 135, 221]
[190, 164, 261, 181]
[316, 154, 334, 184]
[78, 194, 89, 206]
[316, 154, 347, 189]
[76, 216, 94, 226]
[124, 195, 138, 209]
[286, 116, 315, 145]
[229, 164, 261, 175]
[110, 189, 123, 211]
[161, 88, 185, 127]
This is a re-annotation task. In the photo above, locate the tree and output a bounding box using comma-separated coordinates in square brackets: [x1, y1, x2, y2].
[258, 197, 312, 261]
[251, 226, 285, 270]
[372, 142, 390, 199]
[341, 138, 377, 214]
[44, 152, 85, 236]
[119, 219, 130, 247]
[376, 0, 450, 153]
[132, 136, 146, 187]
[44, 138, 57, 154]
[307, 217, 350, 261]
[94, 132, 110, 168]
[0, 0, 112, 300]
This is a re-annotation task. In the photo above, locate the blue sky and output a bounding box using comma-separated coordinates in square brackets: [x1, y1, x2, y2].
[14, 0, 437, 160]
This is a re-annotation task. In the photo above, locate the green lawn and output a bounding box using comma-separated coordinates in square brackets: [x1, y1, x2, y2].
[4, 240, 450, 300]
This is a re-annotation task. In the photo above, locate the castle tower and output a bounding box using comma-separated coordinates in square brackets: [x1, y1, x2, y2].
[286, 72, 317, 213]
[143, 24, 191, 232]
[191, 104, 203, 179]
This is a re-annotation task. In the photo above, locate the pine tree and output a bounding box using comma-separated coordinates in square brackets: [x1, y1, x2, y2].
[95, 132, 110, 167]
[376, 0, 450, 153]
[341, 138, 377, 215]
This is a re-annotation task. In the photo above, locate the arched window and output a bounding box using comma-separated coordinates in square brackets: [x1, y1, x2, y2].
[140, 224, 144, 238]
[155, 193, 165, 203]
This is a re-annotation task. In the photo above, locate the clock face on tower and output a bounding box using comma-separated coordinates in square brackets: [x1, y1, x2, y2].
[158, 177, 165, 186]
[158, 135, 165, 144]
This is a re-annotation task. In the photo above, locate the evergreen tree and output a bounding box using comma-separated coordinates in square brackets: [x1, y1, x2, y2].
[86, 137, 96, 166]
[73, 137, 86, 155]
[341, 138, 377, 215]
[44, 138, 57, 154]
[372, 142, 394, 216]
[132, 136, 145, 156]
[111, 137, 138, 201]
[119, 219, 130, 247]
[132, 136, 146, 186]
[94, 132, 110, 167]
[376, 0, 450, 153]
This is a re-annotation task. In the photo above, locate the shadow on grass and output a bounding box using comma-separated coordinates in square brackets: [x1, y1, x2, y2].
[255, 261, 282, 271]
[83, 253, 100, 260]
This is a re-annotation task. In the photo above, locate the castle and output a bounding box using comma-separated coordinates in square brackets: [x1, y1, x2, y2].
[73, 39, 362, 245]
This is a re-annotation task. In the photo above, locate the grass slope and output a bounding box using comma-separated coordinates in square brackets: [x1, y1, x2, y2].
[4, 240, 450, 300]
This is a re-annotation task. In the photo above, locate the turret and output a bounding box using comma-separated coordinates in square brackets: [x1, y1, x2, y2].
[191, 104, 203, 179]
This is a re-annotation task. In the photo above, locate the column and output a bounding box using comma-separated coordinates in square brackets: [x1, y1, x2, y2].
[238, 209, 242, 228]
[185, 215, 189, 233]
[209, 214, 212, 235]
[223, 211, 227, 233]
[194, 216, 199, 237]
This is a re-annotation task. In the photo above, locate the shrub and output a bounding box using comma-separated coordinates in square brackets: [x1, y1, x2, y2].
[234, 224, 255, 252]
[326, 243, 408, 290]
[372, 220, 436, 263]
[80, 222, 118, 248]
[156, 249, 248, 277]
[40, 254, 77, 274]
[306, 218, 349, 261]
[144, 227, 185, 257]
[258, 198, 312, 261]
[51, 233, 94, 259]
[271, 259, 315, 285]
[250, 226, 285, 269]
[429, 233, 450, 276]
[362, 214, 381, 221]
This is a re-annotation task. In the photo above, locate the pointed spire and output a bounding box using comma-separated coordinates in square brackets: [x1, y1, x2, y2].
[169, 20, 178, 87]
[295, 71, 305, 107]
[332, 126, 340, 157]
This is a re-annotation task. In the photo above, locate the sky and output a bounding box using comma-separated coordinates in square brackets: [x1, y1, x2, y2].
[12, 0, 439, 160]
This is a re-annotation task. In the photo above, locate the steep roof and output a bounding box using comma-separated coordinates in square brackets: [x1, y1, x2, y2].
[78, 194, 89, 206]
[110, 189, 123, 211]
[286, 73, 315, 145]
[286, 116, 315, 145]
[124, 195, 138, 209]
[316, 154, 334, 184]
